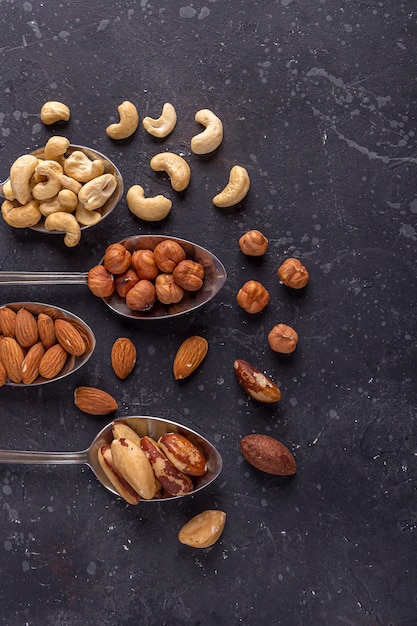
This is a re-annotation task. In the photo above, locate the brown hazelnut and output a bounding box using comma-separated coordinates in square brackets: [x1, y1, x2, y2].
[238, 230, 268, 256]
[277, 258, 309, 289]
[87, 265, 114, 297]
[114, 268, 139, 298]
[103, 243, 132, 275]
[236, 280, 269, 314]
[268, 323, 298, 354]
[153, 240, 186, 273]
[126, 279, 157, 311]
[131, 249, 159, 280]
[155, 274, 184, 305]
[172, 259, 204, 291]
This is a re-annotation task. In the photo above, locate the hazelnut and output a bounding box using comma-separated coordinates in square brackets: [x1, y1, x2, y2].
[131, 249, 159, 280]
[236, 280, 269, 314]
[155, 274, 184, 305]
[103, 243, 131, 275]
[268, 324, 298, 354]
[87, 265, 114, 297]
[126, 279, 157, 311]
[173, 259, 204, 291]
[114, 268, 139, 298]
[277, 257, 309, 289]
[153, 240, 186, 273]
[238, 229, 268, 256]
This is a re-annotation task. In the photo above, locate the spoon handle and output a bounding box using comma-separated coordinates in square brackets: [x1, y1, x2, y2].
[0, 271, 89, 285]
[0, 449, 88, 464]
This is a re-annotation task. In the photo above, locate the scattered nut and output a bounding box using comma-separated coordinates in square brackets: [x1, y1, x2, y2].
[236, 280, 269, 314]
[173, 336, 208, 380]
[234, 359, 281, 403]
[268, 323, 298, 354]
[142, 102, 177, 138]
[40, 101, 70, 125]
[150, 152, 191, 192]
[178, 510, 226, 548]
[106, 100, 139, 140]
[238, 229, 268, 256]
[126, 185, 172, 222]
[240, 434, 296, 476]
[213, 165, 250, 207]
[111, 337, 137, 379]
[74, 386, 118, 415]
[277, 257, 309, 289]
[190, 109, 223, 155]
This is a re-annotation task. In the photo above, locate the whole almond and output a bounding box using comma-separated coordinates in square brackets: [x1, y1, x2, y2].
[15, 308, 39, 348]
[37, 313, 56, 349]
[21, 341, 46, 384]
[240, 434, 296, 476]
[0, 360, 6, 387]
[173, 336, 208, 380]
[111, 338, 137, 379]
[39, 343, 68, 379]
[54, 319, 86, 356]
[0, 307, 17, 338]
[0, 336, 25, 383]
[74, 386, 118, 415]
[233, 359, 281, 403]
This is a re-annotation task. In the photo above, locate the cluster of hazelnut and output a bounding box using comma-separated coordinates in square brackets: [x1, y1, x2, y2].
[87, 239, 205, 311]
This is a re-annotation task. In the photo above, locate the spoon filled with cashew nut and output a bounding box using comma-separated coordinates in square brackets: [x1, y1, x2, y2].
[0, 234, 227, 320]
[0, 139, 123, 246]
[0, 416, 223, 504]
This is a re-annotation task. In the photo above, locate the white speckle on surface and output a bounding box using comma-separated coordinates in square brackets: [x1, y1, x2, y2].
[23, 2, 32, 11]
[2, 485, 12, 495]
[180, 6, 197, 18]
[4, 540, 12, 551]
[97, 19, 110, 32]
[22, 560, 30, 572]
[148, 344, 156, 356]
[198, 7, 211, 19]
[87, 562, 97, 575]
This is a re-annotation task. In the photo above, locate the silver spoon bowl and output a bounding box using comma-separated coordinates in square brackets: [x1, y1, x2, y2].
[0, 143, 124, 232]
[0, 234, 227, 320]
[0, 416, 223, 503]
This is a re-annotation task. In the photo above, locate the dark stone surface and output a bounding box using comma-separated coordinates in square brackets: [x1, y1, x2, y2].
[0, 2, 416, 624]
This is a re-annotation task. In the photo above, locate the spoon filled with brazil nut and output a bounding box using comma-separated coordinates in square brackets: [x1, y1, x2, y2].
[0, 234, 227, 320]
[0, 416, 223, 504]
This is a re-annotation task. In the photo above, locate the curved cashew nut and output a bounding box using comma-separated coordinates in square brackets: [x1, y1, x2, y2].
[75, 202, 102, 226]
[2, 179, 15, 201]
[32, 160, 63, 201]
[126, 185, 172, 221]
[40, 101, 70, 125]
[150, 153, 190, 192]
[213, 165, 250, 207]
[44, 136, 70, 161]
[44, 212, 81, 247]
[39, 189, 78, 217]
[63, 150, 104, 183]
[142, 103, 177, 138]
[78, 173, 117, 210]
[191, 109, 223, 155]
[9, 154, 38, 204]
[1, 199, 42, 228]
[106, 101, 139, 140]
[58, 174, 83, 195]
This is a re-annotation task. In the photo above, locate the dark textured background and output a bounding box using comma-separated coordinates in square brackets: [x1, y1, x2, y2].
[0, 1, 416, 624]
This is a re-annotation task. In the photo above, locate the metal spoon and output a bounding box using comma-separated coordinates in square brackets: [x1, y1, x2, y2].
[0, 143, 124, 230]
[0, 416, 223, 503]
[0, 234, 227, 320]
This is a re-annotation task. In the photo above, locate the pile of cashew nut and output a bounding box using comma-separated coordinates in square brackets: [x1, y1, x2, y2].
[1, 136, 118, 247]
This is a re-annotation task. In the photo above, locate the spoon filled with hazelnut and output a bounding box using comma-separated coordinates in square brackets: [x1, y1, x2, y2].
[0, 235, 227, 320]
[0, 416, 223, 504]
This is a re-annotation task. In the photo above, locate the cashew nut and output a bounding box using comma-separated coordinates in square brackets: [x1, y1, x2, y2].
[40, 101, 70, 125]
[63, 150, 105, 183]
[44, 212, 81, 247]
[2, 179, 15, 201]
[126, 185, 172, 221]
[106, 101, 139, 140]
[75, 202, 102, 226]
[78, 173, 117, 210]
[191, 109, 223, 155]
[58, 174, 83, 195]
[1, 199, 42, 228]
[32, 160, 63, 201]
[142, 103, 177, 138]
[44, 136, 70, 162]
[212, 165, 250, 207]
[150, 153, 191, 192]
[9, 154, 38, 204]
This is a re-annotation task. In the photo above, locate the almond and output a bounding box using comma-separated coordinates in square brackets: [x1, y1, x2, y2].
[0, 336, 25, 383]
[21, 341, 46, 384]
[15, 308, 39, 348]
[240, 434, 296, 476]
[233, 359, 281, 403]
[55, 319, 86, 356]
[37, 313, 56, 349]
[74, 386, 118, 415]
[111, 337, 137, 379]
[38, 343, 68, 379]
[173, 336, 208, 380]
[0, 360, 7, 386]
[0, 307, 17, 338]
